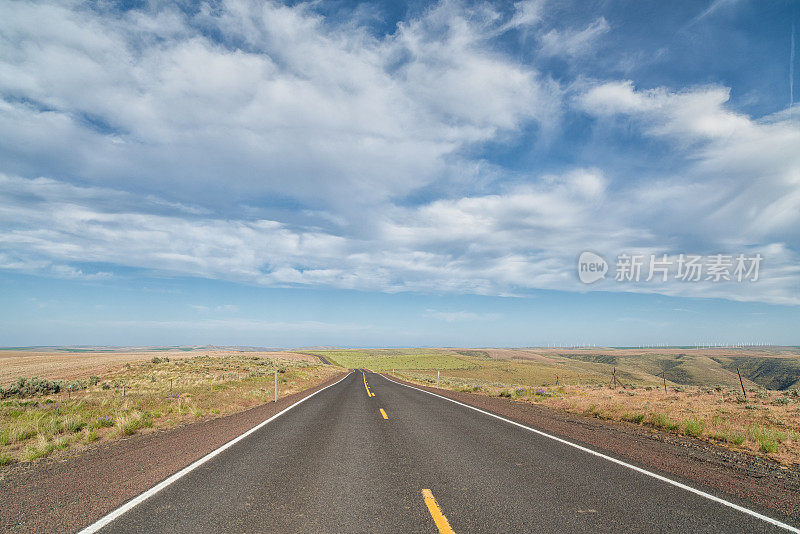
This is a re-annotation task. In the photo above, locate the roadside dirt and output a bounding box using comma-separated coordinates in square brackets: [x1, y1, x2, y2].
[393, 377, 800, 523]
[0, 371, 347, 533]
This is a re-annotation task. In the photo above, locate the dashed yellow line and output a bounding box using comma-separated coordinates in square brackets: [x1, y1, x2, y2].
[422, 489, 455, 533]
[379, 408, 388, 419]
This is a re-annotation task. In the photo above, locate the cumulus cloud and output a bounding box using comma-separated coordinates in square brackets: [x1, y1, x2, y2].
[1, 1, 798, 307]
[0, 0, 560, 211]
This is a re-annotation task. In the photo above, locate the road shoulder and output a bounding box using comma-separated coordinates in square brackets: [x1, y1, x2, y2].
[0, 371, 348, 533]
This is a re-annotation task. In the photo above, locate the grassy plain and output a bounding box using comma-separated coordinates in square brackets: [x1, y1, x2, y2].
[0, 350, 341, 466]
[312, 349, 475, 372]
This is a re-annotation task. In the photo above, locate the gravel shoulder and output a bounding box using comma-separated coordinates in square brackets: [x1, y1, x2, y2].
[0, 371, 348, 534]
[390, 376, 800, 523]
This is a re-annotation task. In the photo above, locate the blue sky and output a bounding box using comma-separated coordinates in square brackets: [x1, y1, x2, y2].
[0, 0, 798, 347]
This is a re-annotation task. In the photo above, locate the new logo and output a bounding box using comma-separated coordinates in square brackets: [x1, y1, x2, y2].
[578, 251, 608, 284]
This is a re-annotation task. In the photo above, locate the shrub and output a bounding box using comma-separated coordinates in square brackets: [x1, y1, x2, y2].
[85, 428, 98, 443]
[650, 412, 679, 431]
[584, 403, 600, 417]
[151, 357, 162, 364]
[0, 452, 13, 466]
[622, 412, 646, 424]
[758, 435, 778, 453]
[10, 425, 36, 443]
[37, 416, 64, 437]
[95, 415, 115, 428]
[22, 435, 54, 461]
[101, 383, 111, 390]
[139, 411, 153, 429]
[117, 414, 140, 436]
[710, 431, 745, 445]
[772, 397, 791, 406]
[749, 425, 782, 453]
[1, 377, 61, 398]
[498, 390, 511, 398]
[89, 376, 100, 386]
[64, 415, 86, 433]
[0, 377, 88, 399]
[682, 417, 705, 438]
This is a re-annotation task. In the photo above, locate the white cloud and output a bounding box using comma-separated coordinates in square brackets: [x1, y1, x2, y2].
[0, 0, 560, 211]
[1, 166, 797, 304]
[539, 17, 610, 58]
[1, 1, 798, 308]
[578, 81, 800, 245]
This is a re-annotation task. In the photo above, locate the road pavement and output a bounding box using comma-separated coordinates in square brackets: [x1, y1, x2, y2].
[87, 370, 798, 533]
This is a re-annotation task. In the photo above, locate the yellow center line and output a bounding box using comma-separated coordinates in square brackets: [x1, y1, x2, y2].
[422, 489, 455, 534]
[379, 408, 388, 419]
[362, 371, 376, 397]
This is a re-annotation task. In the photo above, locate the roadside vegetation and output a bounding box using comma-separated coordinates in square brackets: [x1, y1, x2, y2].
[397, 369, 800, 466]
[0, 354, 341, 466]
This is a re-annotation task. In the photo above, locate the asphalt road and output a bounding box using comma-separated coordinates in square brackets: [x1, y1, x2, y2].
[92, 371, 797, 533]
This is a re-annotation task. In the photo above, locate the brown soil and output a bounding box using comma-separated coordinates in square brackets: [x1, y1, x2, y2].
[0, 372, 347, 533]
[392, 377, 800, 523]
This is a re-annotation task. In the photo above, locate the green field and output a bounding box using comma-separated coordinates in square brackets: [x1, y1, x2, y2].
[311, 349, 476, 371]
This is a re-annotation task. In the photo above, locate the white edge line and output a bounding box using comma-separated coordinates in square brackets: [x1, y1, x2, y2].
[78, 371, 353, 534]
[380, 373, 800, 533]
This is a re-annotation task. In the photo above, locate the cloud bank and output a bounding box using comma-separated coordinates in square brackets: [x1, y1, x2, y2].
[1, 0, 799, 305]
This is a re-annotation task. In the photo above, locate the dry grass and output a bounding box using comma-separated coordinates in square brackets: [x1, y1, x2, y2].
[0, 349, 318, 384]
[398, 370, 800, 466]
[0, 353, 341, 466]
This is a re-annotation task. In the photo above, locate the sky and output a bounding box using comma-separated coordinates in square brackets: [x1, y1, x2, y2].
[0, 0, 799, 347]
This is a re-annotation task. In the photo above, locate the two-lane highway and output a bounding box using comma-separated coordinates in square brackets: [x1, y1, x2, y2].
[84, 371, 798, 533]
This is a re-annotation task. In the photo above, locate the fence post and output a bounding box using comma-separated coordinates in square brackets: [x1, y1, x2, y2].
[737, 368, 747, 401]
[437, 370, 440, 389]
[662, 370, 667, 394]
[274, 370, 278, 402]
